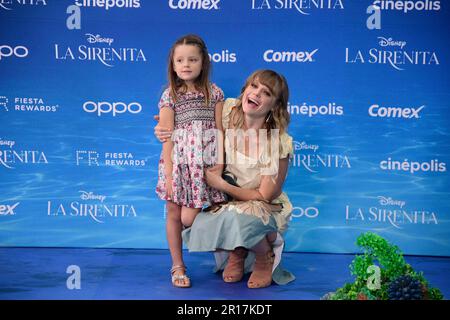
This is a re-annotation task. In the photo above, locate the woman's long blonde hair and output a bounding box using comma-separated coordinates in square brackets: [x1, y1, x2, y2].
[167, 34, 212, 106]
[231, 70, 290, 134]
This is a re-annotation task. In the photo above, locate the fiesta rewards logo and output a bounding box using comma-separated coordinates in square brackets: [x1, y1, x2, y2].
[54, 33, 147, 67]
[47, 191, 137, 223]
[0, 96, 60, 113]
[345, 37, 439, 71]
[76, 151, 147, 167]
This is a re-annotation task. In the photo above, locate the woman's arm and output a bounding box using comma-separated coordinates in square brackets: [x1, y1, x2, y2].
[214, 101, 225, 167]
[206, 158, 289, 202]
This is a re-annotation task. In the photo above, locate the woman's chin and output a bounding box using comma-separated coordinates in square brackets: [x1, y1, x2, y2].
[242, 104, 260, 115]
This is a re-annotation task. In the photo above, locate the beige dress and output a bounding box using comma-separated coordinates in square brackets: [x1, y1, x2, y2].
[214, 98, 294, 234]
[182, 98, 295, 285]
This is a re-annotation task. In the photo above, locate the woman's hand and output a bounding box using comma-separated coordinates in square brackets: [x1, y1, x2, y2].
[154, 115, 173, 142]
[208, 164, 224, 176]
[205, 167, 226, 191]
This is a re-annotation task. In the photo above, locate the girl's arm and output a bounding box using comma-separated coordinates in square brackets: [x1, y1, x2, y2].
[159, 107, 175, 186]
[206, 157, 289, 202]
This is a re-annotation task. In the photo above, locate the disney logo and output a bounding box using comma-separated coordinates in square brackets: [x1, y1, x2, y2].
[85, 34, 114, 46]
[79, 191, 106, 202]
[378, 196, 405, 209]
[294, 141, 319, 152]
[0, 139, 15, 148]
[378, 37, 406, 49]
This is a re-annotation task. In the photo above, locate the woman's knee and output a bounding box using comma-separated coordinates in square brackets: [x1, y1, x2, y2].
[267, 232, 277, 243]
[181, 207, 201, 227]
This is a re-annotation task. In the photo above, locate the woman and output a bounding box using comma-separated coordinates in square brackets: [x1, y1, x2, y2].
[155, 69, 295, 288]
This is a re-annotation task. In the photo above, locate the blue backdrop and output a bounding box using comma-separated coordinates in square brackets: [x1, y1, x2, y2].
[0, 0, 449, 256]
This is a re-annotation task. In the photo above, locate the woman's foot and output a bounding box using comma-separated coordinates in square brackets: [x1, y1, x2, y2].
[247, 250, 275, 289]
[222, 247, 248, 283]
[171, 265, 191, 288]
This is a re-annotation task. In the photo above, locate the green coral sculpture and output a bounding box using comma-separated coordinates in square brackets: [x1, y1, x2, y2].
[325, 232, 443, 300]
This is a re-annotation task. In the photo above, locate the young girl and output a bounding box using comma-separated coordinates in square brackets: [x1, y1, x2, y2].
[155, 34, 226, 288]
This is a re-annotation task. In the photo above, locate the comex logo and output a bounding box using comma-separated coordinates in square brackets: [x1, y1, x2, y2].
[263, 49, 318, 63]
[0, 202, 19, 216]
[168, 0, 220, 10]
[82, 101, 142, 116]
[369, 104, 425, 119]
[0, 45, 29, 60]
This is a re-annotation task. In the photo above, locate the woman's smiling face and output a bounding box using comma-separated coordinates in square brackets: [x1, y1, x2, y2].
[242, 78, 277, 118]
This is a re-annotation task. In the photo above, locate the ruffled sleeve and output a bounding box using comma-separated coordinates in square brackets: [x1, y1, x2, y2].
[211, 83, 225, 103]
[222, 98, 237, 130]
[158, 88, 174, 110]
[279, 132, 293, 159]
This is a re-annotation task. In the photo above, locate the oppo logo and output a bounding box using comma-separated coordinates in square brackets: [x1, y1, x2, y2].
[0, 45, 29, 60]
[291, 206, 319, 218]
[82, 101, 142, 116]
[168, 0, 220, 10]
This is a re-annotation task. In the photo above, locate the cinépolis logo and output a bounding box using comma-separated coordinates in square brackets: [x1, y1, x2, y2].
[0, 139, 48, 169]
[291, 141, 351, 173]
[209, 50, 236, 63]
[345, 195, 438, 229]
[380, 158, 446, 174]
[345, 36, 439, 71]
[251, 0, 344, 14]
[76, 151, 147, 167]
[0, 0, 47, 11]
[288, 101, 344, 117]
[372, 0, 441, 13]
[47, 190, 137, 223]
[54, 33, 147, 67]
[75, 0, 141, 10]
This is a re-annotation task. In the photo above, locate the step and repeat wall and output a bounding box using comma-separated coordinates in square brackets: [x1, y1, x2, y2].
[0, 0, 449, 256]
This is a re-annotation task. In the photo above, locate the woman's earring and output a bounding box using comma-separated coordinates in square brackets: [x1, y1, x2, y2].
[266, 111, 272, 123]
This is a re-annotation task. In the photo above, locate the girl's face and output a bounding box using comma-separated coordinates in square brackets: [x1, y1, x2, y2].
[242, 78, 277, 118]
[173, 44, 203, 85]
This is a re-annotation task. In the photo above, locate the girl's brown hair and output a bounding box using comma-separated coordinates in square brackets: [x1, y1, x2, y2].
[167, 34, 211, 105]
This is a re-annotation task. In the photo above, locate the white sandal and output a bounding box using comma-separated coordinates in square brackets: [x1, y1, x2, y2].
[170, 265, 191, 288]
